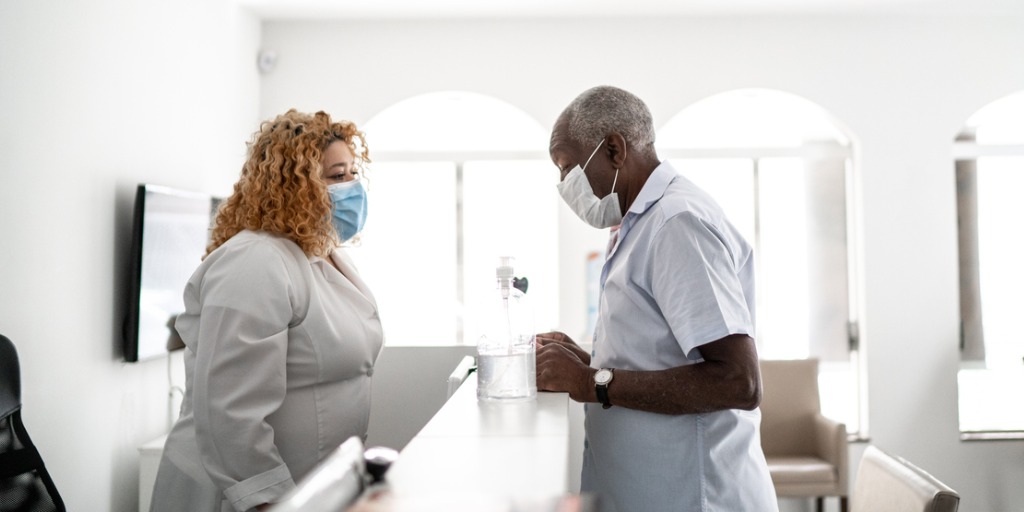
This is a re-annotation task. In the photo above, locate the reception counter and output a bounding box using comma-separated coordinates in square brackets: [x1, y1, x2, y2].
[142, 373, 585, 511]
[377, 373, 584, 509]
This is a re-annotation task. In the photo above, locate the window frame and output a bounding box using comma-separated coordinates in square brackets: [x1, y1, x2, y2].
[952, 140, 1024, 441]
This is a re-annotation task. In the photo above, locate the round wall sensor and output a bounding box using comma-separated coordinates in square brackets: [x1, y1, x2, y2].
[257, 50, 277, 74]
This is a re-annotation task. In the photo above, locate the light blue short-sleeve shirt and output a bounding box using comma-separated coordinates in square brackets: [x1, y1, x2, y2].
[581, 161, 778, 511]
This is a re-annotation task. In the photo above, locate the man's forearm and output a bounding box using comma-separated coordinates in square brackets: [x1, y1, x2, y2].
[586, 334, 762, 415]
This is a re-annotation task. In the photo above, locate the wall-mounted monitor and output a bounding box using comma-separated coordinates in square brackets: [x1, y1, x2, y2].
[124, 184, 220, 362]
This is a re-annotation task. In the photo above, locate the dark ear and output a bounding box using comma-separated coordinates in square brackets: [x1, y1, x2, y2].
[605, 132, 629, 169]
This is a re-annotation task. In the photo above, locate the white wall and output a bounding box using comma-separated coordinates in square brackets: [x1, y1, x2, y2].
[261, 15, 1024, 511]
[0, 1, 260, 510]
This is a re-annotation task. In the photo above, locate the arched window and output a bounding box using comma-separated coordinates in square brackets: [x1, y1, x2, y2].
[657, 89, 861, 433]
[353, 91, 557, 346]
[954, 90, 1024, 438]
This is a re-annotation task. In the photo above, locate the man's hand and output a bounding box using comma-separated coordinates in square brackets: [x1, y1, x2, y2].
[535, 332, 594, 402]
[535, 331, 590, 365]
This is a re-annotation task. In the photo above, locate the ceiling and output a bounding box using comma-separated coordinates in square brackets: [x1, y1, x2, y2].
[237, 0, 1024, 20]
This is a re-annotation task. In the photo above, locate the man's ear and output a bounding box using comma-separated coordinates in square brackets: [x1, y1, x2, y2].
[605, 132, 629, 169]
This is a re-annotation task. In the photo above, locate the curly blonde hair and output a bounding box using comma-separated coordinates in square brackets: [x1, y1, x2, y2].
[207, 110, 370, 258]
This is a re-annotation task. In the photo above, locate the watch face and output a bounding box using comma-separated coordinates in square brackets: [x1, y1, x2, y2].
[595, 369, 613, 385]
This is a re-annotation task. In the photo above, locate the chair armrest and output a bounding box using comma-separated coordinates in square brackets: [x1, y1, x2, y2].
[813, 413, 849, 492]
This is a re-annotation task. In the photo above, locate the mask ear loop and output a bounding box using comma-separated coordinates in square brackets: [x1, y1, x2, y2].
[582, 139, 605, 171]
[610, 169, 619, 194]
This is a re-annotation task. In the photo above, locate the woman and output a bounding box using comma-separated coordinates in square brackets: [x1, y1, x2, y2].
[150, 110, 383, 512]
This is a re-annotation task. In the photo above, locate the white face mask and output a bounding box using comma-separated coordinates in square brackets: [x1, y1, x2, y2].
[556, 139, 622, 229]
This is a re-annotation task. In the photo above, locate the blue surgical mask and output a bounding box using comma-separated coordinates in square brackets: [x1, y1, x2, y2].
[328, 179, 368, 241]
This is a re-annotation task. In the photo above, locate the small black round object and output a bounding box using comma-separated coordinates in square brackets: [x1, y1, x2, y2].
[364, 446, 399, 484]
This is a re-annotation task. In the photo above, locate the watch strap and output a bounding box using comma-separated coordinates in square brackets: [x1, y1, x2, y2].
[596, 384, 612, 409]
[595, 368, 613, 409]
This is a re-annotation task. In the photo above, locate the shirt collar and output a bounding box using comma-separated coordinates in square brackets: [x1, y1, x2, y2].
[625, 160, 677, 219]
[604, 161, 677, 268]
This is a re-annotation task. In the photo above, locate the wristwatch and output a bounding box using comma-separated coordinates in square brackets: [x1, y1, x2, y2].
[594, 368, 614, 409]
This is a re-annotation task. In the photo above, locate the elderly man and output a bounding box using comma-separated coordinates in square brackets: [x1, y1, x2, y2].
[536, 86, 778, 511]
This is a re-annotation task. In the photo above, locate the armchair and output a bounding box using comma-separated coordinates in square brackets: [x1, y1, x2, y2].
[759, 358, 848, 512]
[851, 445, 959, 512]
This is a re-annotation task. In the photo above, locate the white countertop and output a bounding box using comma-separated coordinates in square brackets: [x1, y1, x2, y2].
[383, 373, 574, 503]
[141, 373, 583, 512]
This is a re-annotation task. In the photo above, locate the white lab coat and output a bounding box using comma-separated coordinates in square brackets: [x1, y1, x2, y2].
[150, 230, 384, 512]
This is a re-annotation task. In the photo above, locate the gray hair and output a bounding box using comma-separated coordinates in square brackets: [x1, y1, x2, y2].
[561, 86, 656, 150]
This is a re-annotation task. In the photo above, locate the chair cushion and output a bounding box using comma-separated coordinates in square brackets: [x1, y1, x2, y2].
[766, 456, 836, 484]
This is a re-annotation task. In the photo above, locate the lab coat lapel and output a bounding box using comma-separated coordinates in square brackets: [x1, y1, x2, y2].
[327, 250, 378, 307]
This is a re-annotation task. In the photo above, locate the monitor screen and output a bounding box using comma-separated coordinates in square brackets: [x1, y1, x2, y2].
[124, 184, 220, 362]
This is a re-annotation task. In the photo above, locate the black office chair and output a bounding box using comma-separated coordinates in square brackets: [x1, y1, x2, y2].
[0, 334, 66, 512]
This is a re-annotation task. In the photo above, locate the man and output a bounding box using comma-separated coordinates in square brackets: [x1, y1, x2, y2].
[536, 86, 778, 511]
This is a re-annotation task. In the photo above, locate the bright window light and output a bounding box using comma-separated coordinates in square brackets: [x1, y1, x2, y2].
[956, 90, 1024, 435]
[353, 92, 555, 346]
[757, 157, 812, 359]
[347, 162, 458, 345]
[958, 156, 1024, 433]
[660, 89, 859, 433]
[462, 161, 560, 344]
[976, 157, 1024, 370]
